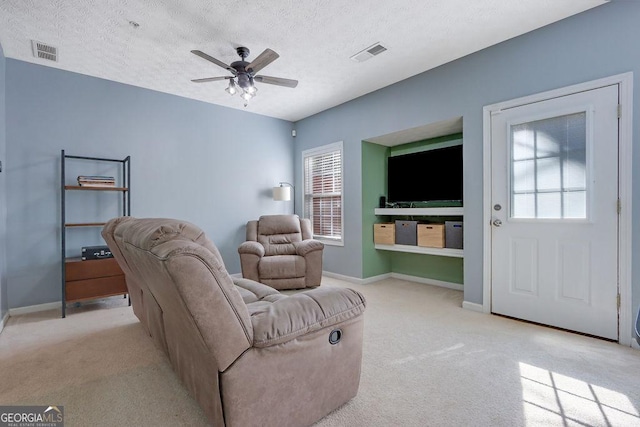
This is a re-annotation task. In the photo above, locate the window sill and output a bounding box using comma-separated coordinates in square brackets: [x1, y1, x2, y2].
[315, 238, 344, 247]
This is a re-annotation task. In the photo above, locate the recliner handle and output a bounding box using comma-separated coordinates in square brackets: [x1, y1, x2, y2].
[329, 329, 342, 345]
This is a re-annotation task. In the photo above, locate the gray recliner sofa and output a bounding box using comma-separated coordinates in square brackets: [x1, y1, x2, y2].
[102, 216, 366, 427]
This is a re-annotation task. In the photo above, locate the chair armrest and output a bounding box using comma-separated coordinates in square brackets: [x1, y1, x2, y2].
[294, 239, 324, 256]
[250, 287, 366, 348]
[238, 241, 265, 258]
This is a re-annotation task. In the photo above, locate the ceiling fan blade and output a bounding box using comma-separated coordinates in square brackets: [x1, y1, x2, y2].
[254, 75, 298, 88]
[246, 49, 279, 74]
[191, 50, 236, 74]
[191, 76, 233, 83]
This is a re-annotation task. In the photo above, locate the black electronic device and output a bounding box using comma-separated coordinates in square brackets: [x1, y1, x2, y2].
[81, 245, 114, 260]
[379, 196, 386, 208]
[387, 144, 463, 204]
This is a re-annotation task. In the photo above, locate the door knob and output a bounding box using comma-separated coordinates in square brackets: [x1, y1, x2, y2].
[493, 219, 502, 227]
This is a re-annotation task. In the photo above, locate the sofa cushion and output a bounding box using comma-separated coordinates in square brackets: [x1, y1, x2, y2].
[116, 217, 227, 268]
[257, 215, 303, 256]
[257, 214, 302, 235]
[232, 277, 285, 304]
[258, 255, 305, 279]
[250, 287, 366, 348]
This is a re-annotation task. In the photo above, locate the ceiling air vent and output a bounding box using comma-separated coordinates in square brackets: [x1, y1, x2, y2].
[350, 42, 387, 63]
[31, 40, 58, 62]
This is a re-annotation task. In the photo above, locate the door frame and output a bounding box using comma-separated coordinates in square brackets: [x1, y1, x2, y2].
[482, 72, 634, 346]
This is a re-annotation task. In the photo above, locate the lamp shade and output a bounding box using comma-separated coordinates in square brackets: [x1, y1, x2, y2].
[273, 186, 292, 201]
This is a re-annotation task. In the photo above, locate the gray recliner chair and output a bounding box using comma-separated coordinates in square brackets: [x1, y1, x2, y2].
[102, 216, 366, 427]
[238, 214, 324, 290]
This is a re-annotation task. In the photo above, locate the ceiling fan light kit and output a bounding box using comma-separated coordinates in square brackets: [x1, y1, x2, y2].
[225, 79, 238, 95]
[191, 46, 298, 107]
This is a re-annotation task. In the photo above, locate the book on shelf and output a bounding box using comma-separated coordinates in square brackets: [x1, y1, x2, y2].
[78, 182, 117, 187]
[77, 175, 115, 187]
[77, 175, 115, 181]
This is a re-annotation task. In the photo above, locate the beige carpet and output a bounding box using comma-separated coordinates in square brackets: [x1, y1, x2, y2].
[1, 277, 639, 427]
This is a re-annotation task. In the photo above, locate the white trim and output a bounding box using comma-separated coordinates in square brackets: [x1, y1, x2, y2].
[482, 103, 493, 314]
[301, 141, 344, 245]
[302, 140, 344, 157]
[482, 72, 634, 345]
[322, 270, 390, 285]
[374, 207, 464, 216]
[318, 238, 344, 248]
[375, 243, 463, 258]
[9, 301, 60, 316]
[0, 312, 9, 334]
[462, 301, 484, 313]
[390, 273, 464, 291]
[323, 270, 463, 291]
[617, 74, 634, 347]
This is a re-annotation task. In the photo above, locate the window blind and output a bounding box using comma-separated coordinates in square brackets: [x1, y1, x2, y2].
[303, 146, 342, 240]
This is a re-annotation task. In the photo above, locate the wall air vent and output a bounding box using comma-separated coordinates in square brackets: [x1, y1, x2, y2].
[350, 42, 388, 63]
[31, 40, 58, 62]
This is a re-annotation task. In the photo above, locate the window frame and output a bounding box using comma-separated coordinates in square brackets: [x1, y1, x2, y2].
[301, 141, 344, 246]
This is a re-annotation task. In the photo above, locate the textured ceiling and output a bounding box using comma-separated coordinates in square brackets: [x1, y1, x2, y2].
[0, 0, 607, 122]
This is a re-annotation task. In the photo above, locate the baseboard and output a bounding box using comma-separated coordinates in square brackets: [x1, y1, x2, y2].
[361, 273, 393, 284]
[322, 270, 390, 285]
[462, 301, 485, 313]
[229, 272, 242, 278]
[323, 270, 464, 291]
[9, 301, 60, 316]
[389, 273, 464, 291]
[0, 311, 9, 334]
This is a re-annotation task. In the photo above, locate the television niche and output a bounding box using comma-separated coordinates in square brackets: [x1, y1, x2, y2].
[387, 144, 463, 206]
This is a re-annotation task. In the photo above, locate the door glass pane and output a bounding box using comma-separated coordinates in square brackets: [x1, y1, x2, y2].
[510, 112, 587, 219]
[513, 160, 535, 192]
[564, 191, 587, 219]
[536, 157, 561, 191]
[513, 194, 535, 218]
[537, 192, 561, 218]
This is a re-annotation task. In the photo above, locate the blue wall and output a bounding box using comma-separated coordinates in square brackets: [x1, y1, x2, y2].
[294, 1, 639, 335]
[5, 61, 294, 308]
[0, 42, 7, 319]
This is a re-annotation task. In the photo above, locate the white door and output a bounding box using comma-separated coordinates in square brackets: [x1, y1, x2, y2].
[491, 85, 619, 340]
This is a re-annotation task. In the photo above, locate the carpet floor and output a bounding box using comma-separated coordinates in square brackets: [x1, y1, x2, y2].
[1, 277, 639, 427]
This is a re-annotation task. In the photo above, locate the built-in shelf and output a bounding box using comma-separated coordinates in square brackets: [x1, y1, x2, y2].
[374, 207, 464, 216]
[65, 222, 108, 228]
[65, 185, 128, 192]
[374, 207, 464, 256]
[375, 244, 463, 258]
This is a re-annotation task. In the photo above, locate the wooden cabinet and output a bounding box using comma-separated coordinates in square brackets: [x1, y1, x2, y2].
[60, 150, 131, 317]
[65, 258, 127, 302]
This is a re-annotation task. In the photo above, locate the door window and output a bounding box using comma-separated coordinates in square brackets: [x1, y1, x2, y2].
[510, 112, 587, 219]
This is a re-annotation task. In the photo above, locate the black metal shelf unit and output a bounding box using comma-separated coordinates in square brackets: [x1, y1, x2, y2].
[60, 150, 131, 317]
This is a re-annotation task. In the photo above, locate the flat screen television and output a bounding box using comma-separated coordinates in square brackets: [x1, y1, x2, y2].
[387, 144, 463, 204]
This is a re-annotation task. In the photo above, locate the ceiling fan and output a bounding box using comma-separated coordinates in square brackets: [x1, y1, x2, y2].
[190, 47, 298, 106]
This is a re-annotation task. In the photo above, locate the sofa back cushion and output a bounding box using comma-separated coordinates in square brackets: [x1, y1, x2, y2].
[105, 217, 253, 371]
[256, 215, 303, 256]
